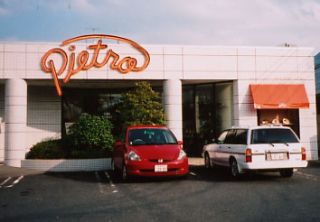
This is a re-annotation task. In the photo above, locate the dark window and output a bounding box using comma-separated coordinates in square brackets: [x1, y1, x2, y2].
[251, 128, 299, 144]
[217, 130, 228, 144]
[128, 128, 177, 146]
[182, 82, 233, 156]
[234, 129, 248, 145]
[224, 130, 236, 144]
[257, 109, 300, 137]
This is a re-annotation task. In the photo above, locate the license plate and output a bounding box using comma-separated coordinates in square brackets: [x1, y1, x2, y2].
[266, 152, 287, 161]
[271, 153, 284, 160]
[154, 165, 168, 172]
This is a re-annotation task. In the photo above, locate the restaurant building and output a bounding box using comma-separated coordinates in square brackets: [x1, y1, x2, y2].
[0, 34, 318, 167]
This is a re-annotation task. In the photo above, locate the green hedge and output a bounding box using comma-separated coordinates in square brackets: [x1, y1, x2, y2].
[26, 113, 114, 159]
[26, 139, 65, 159]
[67, 113, 114, 152]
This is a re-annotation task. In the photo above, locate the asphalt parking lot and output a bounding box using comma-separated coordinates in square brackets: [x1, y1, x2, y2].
[1, 160, 320, 222]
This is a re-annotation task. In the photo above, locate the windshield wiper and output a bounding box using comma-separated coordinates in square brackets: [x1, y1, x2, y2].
[270, 140, 289, 146]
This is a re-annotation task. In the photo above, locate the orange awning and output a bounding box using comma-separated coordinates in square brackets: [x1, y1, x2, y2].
[250, 84, 309, 109]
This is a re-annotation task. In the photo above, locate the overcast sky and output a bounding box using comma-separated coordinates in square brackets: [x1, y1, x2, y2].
[0, 0, 320, 53]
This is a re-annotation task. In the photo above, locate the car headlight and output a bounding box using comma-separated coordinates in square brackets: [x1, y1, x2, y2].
[128, 151, 141, 161]
[177, 149, 187, 160]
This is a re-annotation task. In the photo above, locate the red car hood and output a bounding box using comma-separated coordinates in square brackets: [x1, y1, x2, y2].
[130, 144, 180, 160]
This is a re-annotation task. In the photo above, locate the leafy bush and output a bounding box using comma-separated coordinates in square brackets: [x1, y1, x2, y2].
[67, 113, 114, 153]
[26, 114, 114, 159]
[26, 139, 65, 159]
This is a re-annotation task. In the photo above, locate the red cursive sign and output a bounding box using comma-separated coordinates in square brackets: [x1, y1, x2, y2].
[40, 34, 150, 96]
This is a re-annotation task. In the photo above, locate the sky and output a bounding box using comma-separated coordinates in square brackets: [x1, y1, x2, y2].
[0, 0, 320, 54]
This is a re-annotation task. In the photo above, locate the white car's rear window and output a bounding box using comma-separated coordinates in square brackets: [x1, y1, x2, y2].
[251, 128, 299, 144]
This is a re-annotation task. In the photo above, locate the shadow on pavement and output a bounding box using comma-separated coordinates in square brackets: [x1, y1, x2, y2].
[188, 165, 290, 183]
[307, 160, 320, 168]
[3, 160, 316, 184]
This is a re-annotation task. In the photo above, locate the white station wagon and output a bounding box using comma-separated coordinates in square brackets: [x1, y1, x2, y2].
[203, 126, 308, 178]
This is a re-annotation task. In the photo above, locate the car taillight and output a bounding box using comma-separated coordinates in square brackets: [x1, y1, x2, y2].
[301, 147, 306, 160]
[245, 148, 252, 163]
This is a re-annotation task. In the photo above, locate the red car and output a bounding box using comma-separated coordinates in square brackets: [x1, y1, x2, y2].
[112, 125, 189, 180]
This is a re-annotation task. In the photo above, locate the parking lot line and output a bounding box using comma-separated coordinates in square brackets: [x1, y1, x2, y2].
[1, 176, 24, 188]
[104, 171, 118, 193]
[95, 171, 106, 194]
[0, 177, 12, 187]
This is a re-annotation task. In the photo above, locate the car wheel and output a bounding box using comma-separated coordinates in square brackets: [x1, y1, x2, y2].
[280, 169, 294, 178]
[230, 158, 240, 178]
[204, 153, 211, 169]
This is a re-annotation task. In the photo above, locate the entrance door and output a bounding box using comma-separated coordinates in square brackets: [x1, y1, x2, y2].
[182, 82, 233, 156]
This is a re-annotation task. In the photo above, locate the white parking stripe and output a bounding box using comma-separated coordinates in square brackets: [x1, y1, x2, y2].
[3, 176, 24, 188]
[95, 172, 105, 194]
[0, 177, 12, 187]
[104, 171, 118, 193]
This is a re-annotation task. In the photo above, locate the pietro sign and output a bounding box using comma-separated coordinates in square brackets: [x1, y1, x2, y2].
[40, 34, 150, 96]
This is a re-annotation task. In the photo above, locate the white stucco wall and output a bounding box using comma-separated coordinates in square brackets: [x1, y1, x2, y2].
[0, 84, 4, 162]
[26, 86, 61, 151]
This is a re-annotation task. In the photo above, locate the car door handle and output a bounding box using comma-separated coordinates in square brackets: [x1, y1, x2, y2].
[227, 146, 231, 149]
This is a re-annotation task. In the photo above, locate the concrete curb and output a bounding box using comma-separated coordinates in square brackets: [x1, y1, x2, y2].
[21, 158, 112, 172]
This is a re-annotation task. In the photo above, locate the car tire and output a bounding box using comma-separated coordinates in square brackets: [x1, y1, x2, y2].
[204, 153, 211, 169]
[230, 158, 241, 178]
[280, 169, 294, 178]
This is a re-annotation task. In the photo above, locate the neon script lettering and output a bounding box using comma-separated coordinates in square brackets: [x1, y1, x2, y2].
[41, 34, 150, 96]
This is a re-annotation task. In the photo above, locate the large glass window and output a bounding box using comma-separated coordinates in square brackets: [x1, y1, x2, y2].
[63, 89, 121, 123]
[195, 84, 215, 141]
[257, 109, 300, 137]
[182, 81, 233, 156]
[62, 88, 123, 137]
[215, 83, 233, 132]
[62, 84, 162, 137]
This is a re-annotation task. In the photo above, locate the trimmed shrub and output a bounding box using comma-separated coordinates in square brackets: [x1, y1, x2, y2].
[26, 139, 65, 159]
[26, 114, 114, 159]
[67, 113, 114, 154]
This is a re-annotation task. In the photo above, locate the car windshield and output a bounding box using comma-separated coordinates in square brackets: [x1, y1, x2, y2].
[251, 128, 299, 144]
[128, 128, 178, 146]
